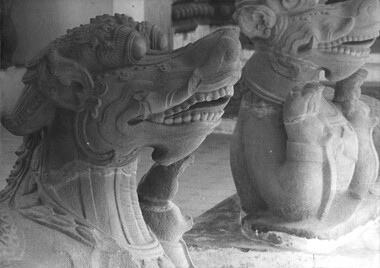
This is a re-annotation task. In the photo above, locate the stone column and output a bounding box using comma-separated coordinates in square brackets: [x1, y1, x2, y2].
[1, 0, 17, 69]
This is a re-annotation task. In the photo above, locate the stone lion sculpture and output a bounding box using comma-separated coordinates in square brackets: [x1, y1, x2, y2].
[231, 0, 380, 248]
[0, 14, 241, 267]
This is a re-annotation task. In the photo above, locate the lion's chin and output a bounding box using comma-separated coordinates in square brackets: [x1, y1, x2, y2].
[323, 64, 365, 82]
[149, 119, 221, 165]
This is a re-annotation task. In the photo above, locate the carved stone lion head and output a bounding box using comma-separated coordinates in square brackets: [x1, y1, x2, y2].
[235, 0, 380, 81]
[1, 14, 241, 166]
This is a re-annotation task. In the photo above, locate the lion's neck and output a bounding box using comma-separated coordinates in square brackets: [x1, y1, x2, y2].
[18, 111, 155, 248]
[243, 50, 321, 102]
[42, 159, 154, 247]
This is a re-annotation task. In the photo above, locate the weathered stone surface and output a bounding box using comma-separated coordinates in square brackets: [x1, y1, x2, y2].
[185, 195, 252, 249]
[0, 14, 241, 267]
[231, 0, 380, 245]
[185, 195, 380, 268]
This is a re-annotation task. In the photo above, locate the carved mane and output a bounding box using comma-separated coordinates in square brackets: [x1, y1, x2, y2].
[1, 14, 167, 137]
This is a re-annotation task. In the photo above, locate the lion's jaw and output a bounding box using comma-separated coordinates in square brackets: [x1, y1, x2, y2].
[84, 28, 241, 165]
[255, 0, 380, 82]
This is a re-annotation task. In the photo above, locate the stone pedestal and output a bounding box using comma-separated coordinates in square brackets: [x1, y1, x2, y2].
[184, 195, 380, 268]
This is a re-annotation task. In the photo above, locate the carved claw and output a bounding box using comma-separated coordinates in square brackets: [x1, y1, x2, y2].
[283, 82, 324, 124]
[283, 83, 327, 144]
[346, 101, 379, 130]
[334, 69, 368, 113]
[347, 102, 379, 199]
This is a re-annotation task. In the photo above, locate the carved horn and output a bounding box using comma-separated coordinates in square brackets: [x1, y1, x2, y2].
[96, 25, 147, 68]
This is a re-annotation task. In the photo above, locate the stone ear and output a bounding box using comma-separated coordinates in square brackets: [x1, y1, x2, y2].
[235, 5, 276, 40]
[43, 50, 95, 112]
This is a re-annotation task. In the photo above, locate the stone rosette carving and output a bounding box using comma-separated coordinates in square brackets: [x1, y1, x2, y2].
[232, 0, 380, 250]
[0, 14, 241, 267]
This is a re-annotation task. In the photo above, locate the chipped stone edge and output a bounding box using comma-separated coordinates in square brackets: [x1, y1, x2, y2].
[213, 118, 237, 135]
[242, 217, 380, 254]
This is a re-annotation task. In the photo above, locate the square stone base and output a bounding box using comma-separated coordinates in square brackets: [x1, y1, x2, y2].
[184, 195, 380, 268]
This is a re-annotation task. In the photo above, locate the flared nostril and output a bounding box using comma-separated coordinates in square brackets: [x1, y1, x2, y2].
[193, 28, 242, 78]
[215, 28, 241, 64]
[220, 36, 242, 64]
[219, 27, 240, 39]
[226, 42, 241, 63]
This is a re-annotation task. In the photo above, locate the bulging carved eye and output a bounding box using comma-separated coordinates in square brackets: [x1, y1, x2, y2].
[150, 26, 168, 50]
[130, 33, 147, 61]
[324, 0, 349, 5]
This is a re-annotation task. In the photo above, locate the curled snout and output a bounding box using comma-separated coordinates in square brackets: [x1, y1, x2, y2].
[195, 28, 242, 83]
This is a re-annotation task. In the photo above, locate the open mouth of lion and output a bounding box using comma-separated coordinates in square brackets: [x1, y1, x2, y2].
[129, 85, 234, 125]
[317, 32, 378, 57]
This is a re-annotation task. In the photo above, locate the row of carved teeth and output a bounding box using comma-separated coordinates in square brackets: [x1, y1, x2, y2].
[317, 33, 378, 49]
[154, 110, 225, 125]
[318, 46, 370, 57]
[163, 85, 233, 117]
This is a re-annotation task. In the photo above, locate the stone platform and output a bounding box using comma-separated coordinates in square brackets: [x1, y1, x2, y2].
[185, 195, 380, 268]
